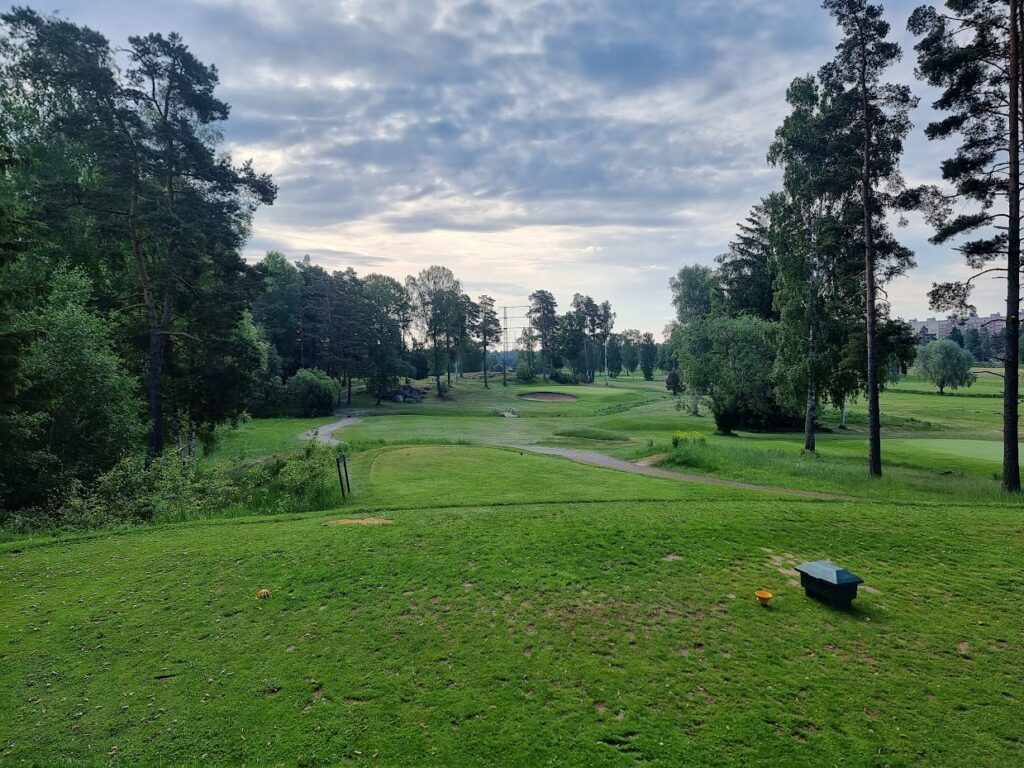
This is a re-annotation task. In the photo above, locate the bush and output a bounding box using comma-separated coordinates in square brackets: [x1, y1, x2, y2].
[3, 439, 343, 534]
[286, 368, 339, 416]
[671, 430, 707, 448]
[549, 369, 578, 385]
[515, 357, 536, 384]
[249, 373, 288, 417]
[278, 440, 336, 506]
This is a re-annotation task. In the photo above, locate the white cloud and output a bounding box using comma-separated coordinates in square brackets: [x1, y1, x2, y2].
[52, 0, 997, 329]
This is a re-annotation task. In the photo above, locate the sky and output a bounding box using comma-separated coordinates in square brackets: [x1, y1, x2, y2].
[41, 0, 1008, 334]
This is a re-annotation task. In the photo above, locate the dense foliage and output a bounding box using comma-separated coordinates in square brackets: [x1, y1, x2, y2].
[667, 0, 917, 455]
[915, 340, 976, 395]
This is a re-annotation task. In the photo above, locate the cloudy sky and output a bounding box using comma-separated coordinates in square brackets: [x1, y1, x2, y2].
[47, 0, 1004, 333]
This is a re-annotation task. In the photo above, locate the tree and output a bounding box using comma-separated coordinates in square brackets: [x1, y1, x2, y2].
[406, 266, 461, 397]
[915, 326, 937, 346]
[915, 340, 976, 394]
[640, 332, 657, 381]
[674, 316, 786, 434]
[555, 310, 586, 378]
[909, 0, 1021, 491]
[606, 333, 623, 377]
[252, 252, 302, 376]
[620, 329, 641, 377]
[965, 327, 983, 358]
[571, 293, 601, 382]
[656, 341, 675, 372]
[528, 290, 558, 381]
[286, 369, 338, 416]
[475, 295, 501, 388]
[717, 197, 780, 319]
[979, 331, 993, 363]
[948, 325, 965, 348]
[330, 267, 366, 406]
[4, 269, 143, 510]
[454, 293, 478, 379]
[516, 328, 538, 383]
[665, 369, 684, 396]
[669, 265, 718, 325]
[768, 73, 864, 451]
[362, 274, 410, 405]
[822, 0, 916, 477]
[990, 326, 1007, 360]
[596, 300, 615, 381]
[1, 10, 276, 461]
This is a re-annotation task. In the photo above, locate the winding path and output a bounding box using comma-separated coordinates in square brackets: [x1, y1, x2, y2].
[298, 416, 362, 446]
[522, 446, 853, 500]
[296, 416, 850, 500]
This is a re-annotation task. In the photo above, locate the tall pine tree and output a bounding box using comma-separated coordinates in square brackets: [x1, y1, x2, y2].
[909, 0, 1023, 492]
[821, 0, 917, 476]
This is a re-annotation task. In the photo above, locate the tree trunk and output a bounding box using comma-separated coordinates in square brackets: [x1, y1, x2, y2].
[483, 341, 489, 388]
[433, 333, 443, 397]
[804, 307, 817, 452]
[804, 378, 817, 452]
[129, 175, 165, 463]
[860, 50, 882, 478]
[346, 375, 352, 407]
[804, 217, 818, 453]
[1005, 0, 1022, 492]
[839, 399, 847, 430]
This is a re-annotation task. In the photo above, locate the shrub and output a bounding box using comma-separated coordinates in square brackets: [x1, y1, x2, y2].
[278, 440, 337, 507]
[549, 369, 578, 385]
[6, 439, 343, 534]
[286, 368, 339, 416]
[515, 356, 536, 384]
[671, 430, 707, 448]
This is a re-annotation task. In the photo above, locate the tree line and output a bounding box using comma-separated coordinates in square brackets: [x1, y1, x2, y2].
[670, 0, 1024, 493]
[0, 11, 510, 517]
[0, 9, 660, 519]
[523, 290, 661, 383]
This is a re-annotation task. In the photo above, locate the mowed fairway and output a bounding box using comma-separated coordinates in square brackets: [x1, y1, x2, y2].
[2, 376, 1024, 765]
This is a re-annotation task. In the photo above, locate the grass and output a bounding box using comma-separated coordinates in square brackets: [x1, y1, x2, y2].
[5, 371, 1024, 764]
[205, 416, 339, 463]
[2, 445, 1022, 765]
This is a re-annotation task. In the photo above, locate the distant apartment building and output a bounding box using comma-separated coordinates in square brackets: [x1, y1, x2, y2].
[906, 312, 1006, 339]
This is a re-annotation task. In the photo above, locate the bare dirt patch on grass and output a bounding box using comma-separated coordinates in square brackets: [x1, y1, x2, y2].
[326, 517, 393, 526]
[518, 391, 579, 402]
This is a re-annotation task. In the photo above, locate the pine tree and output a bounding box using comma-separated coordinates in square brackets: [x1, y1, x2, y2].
[821, 0, 917, 476]
[909, 0, 1023, 491]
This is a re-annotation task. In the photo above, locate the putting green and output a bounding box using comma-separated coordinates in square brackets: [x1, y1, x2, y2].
[888, 438, 1008, 462]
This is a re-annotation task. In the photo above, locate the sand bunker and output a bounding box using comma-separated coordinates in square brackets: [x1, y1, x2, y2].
[326, 517, 393, 526]
[518, 391, 578, 402]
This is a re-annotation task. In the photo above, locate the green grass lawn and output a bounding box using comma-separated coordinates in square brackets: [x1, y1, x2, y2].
[3, 445, 1022, 765]
[5, 374, 1024, 765]
[205, 416, 340, 463]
